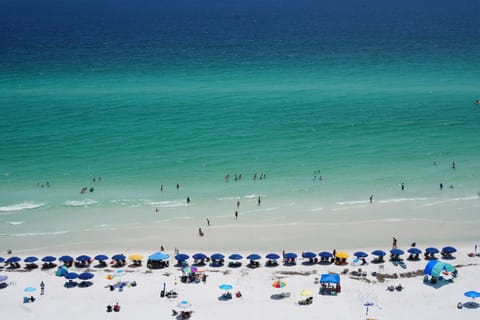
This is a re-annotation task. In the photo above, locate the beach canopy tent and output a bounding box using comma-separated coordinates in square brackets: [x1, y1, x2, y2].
[354, 251, 368, 258]
[41, 256, 56, 262]
[423, 260, 456, 277]
[94, 254, 109, 261]
[247, 254, 261, 260]
[425, 247, 439, 254]
[371, 250, 386, 257]
[442, 246, 457, 253]
[211, 253, 225, 260]
[6, 256, 21, 263]
[229, 254, 243, 260]
[59, 255, 73, 262]
[148, 252, 169, 261]
[284, 253, 297, 259]
[175, 254, 190, 262]
[408, 248, 422, 255]
[192, 253, 207, 260]
[24, 256, 38, 263]
[112, 254, 126, 261]
[266, 253, 280, 260]
[320, 274, 340, 284]
[302, 252, 317, 259]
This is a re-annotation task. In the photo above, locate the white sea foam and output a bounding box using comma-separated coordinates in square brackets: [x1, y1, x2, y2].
[378, 197, 430, 204]
[5, 221, 24, 225]
[64, 199, 98, 207]
[9, 230, 70, 237]
[336, 200, 369, 206]
[243, 194, 257, 199]
[0, 202, 44, 212]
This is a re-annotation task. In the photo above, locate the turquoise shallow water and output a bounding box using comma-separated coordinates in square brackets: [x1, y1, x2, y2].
[1, 0, 480, 250]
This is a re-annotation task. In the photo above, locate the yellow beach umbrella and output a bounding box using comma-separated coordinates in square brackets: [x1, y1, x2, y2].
[335, 251, 349, 259]
[300, 289, 313, 297]
[128, 254, 143, 261]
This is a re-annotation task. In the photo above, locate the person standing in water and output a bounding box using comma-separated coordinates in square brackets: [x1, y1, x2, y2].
[257, 196, 261, 206]
[369, 195, 374, 203]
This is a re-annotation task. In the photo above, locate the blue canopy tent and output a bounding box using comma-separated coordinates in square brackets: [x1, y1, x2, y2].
[390, 249, 404, 261]
[228, 254, 242, 268]
[423, 260, 456, 284]
[210, 253, 225, 267]
[407, 248, 422, 261]
[320, 274, 341, 295]
[284, 252, 297, 265]
[246, 254, 261, 268]
[147, 252, 170, 269]
[441, 246, 457, 259]
[265, 253, 280, 267]
[5, 256, 21, 269]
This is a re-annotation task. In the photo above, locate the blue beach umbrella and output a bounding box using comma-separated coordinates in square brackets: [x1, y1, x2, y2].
[175, 254, 190, 261]
[6, 256, 21, 263]
[24, 256, 38, 263]
[64, 272, 79, 280]
[0, 275, 8, 282]
[228, 254, 242, 260]
[78, 272, 94, 280]
[408, 248, 422, 255]
[59, 255, 73, 262]
[442, 246, 457, 253]
[266, 253, 280, 260]
[211, 253, 224, 260]
[371, 250, 386, 257]
[112, 254, 126, 261]
[302, 252, 317, 259]
[94, 254, 109, 261]
[390, 249, 404, 256]
[24, 286, 36, 293]
[219, 284, 233, 291]
[284, 252, 297, 259]
[246, 254, 261, 261]
[192, 253, 207, 260]
[148, 252, 169, 261]
[178, 300, 192, 309]
[41, 256, 56, 262]
[425, 247, 439, 254]
[76, 255, 91, 262]
[354, 251, 368, 258]
[319, 251, 333, 258]
[464, 291, 480, 299]
[0, 257, 4, 263]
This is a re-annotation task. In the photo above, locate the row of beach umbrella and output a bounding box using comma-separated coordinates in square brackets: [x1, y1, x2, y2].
[0, 246, 457, 266]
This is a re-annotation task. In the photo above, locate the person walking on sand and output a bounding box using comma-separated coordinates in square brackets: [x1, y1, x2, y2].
[237, 200, 240, 209]
[207, 218, 210, 226]
[40, 281, 45, 295]
[257, 196, 261, 206]
[235, 210, 238, 219]
[392, 237, 397, 249]
[369, 195, 374, 203]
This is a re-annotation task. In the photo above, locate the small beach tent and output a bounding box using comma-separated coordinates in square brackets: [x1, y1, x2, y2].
[320, 274, 340, 284]
[423, 260, 456, 277]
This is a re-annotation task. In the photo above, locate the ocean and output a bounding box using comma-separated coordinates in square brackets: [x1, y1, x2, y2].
[1, 0, 480, 251]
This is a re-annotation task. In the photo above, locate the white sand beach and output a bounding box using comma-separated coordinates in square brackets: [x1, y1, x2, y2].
[1, 244, 479, 320]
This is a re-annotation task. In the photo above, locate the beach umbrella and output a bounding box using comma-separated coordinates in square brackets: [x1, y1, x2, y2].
[94, 254, 109, 261]
[320, 274, 340, 284]
[182, 266, 198, 274]
[302, 252, 317, 259]
[425, 247, 439, 254]
[76, 255, 91, 262]
[266, 253, 280, 260]
[354, 251, 368, 258]
[24, 256, 38, 263]
[192, 253, 207, 260]
[0, 275, 8, 282]
[300, 289, 314, 297]
[64, 272, 79, 280]
[78, 272, 94, 280]
[24, 286, 37, 293]
[318, 251, 333, 258]
[59, 255, 73, 262]
[464, 291, 480, 299]
[148, 252, 169, 261]
[247, 254, 261, 260]
[6, 256, 21, 263]
[335, 252, 349, 259]
[442, 246, 457, 254]
[272, 280, 287, 288]
[228, 254, 243, 260]
[177, 300, 192, 309]
[211, 253, 224, 260]
[41, 256, 56, 262]
[112, 254, 126, 261]
[390, 249, 404, 256]
[175, 254, 189, 262]
[408, 248, 422, 255]
[115, 269, 126, 277]
[0, 257, 4, 263]
[219, 284, 233, 291]
[371, 250, 386, 257]
[284, 253, 297, 259]
[129, 254, 143, 261]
